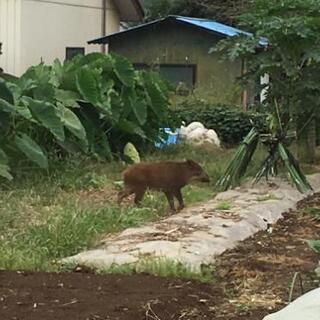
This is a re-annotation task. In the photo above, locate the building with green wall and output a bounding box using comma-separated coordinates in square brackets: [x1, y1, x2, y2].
[89, 16, 254, 106]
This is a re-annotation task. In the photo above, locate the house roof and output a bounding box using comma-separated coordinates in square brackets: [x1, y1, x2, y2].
[88, 15, 268, 46]
[115, 0, 144, 22]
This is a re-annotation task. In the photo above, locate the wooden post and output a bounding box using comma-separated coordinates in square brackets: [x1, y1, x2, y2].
[241, 58, 248, 111]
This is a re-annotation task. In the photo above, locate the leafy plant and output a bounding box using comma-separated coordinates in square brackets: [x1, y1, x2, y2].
[306, 240, 320, 254]
[304, 207, 320, 221]
[217, 115, 312, 193]
[0, 53, 175, 179]
[142, 0, 250, 25]
[213, 0, 320, 163]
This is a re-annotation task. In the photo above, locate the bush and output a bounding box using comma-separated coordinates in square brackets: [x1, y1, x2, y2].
[173, 98, 266, 146]
[0, 53, 175, 179]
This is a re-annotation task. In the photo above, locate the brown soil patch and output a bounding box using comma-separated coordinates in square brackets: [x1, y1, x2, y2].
[1, 194, 320, 320]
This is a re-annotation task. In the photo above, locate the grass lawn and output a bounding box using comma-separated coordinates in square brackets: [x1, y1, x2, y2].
[0, 143, 265, 272]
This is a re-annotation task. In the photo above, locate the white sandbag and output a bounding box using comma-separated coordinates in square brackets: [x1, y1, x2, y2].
[186, 122, 205, 132]
[187, 127, 207, 141]
[206, 129, 221, 147]
[179, 125, 188, 138]
[263, 288, 320, 320]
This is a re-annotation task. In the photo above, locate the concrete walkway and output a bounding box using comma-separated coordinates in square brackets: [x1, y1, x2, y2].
[65, 174, 320, 271]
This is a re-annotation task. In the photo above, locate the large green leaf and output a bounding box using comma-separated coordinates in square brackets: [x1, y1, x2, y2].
[76, 67, 101, 105]
[25, 97, 65, 141]
[0, 79, 14, 104]
[15, 134, 48, 169]
[15, 104, 35, 122]
[0, 164, 13, 180]
[57, 137, 88, 154]
[92, 131, 113, 160]
[143, 73, 167, 119]
[112, 54, 135, 87]
[306, 239, 320, 253]
[57, 104, 87, 144]
[6, 82, 22, 102]
[76, 52, 105, 67]
[0, 98, 15, 113]
[131, 98, 147, 125]
[52, 59, 64, 82]
[118, 119, 146, 138]
[54, 89, 81, 107]
[0, 148, 9, 164]
[33, 83, 56, 102]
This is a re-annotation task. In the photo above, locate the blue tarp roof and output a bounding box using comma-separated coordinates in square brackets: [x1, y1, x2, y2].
[88, 15, 268, 47]
[175, 16, 252, 37]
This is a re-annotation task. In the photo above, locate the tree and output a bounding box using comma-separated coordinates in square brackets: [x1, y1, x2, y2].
[215, 0, 320, 163]
[142, 0, 250, 25]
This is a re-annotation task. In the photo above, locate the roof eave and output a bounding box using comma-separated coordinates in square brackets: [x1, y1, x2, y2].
[88, 17, 166, 44]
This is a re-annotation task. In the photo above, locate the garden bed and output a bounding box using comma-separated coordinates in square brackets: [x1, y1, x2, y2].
[1, 193, 319, 320]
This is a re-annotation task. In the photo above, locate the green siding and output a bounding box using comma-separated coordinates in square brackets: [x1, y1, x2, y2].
[109, 22, 242, 104]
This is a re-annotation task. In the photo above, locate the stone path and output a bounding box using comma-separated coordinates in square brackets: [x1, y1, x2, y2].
[64, 174, 320, 271]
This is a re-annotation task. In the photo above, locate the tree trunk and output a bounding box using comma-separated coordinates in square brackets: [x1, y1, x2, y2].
[297, 116, 316, 164]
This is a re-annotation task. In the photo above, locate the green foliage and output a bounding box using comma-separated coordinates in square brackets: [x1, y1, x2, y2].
[214, 0, 320, 162]
[304, 207, 320, 221]
[173, 97, 266, 145]
[217, 127, 312, 193]
[306, 240, 320, 254]
[0, 53, 174, 179]
[142, 0, 250, 25]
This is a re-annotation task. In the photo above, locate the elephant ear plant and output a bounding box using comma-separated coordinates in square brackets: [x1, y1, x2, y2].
[0, 53, 174, 180]
[217, 102, 313, 193]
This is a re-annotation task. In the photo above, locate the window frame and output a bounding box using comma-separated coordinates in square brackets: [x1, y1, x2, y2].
[65, 47, 85, 60]
[133, 63, 197, 87]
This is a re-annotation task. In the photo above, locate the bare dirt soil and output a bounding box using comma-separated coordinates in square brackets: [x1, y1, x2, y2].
[1, 194, 319, 320]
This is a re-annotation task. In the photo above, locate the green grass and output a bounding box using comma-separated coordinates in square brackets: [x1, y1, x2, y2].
[215, 201, 232, 210]
[98, 258, 215, 283]
[256, 193, 279, 202]
[304, 207, 320, 221]
[0, 143, 264, 274]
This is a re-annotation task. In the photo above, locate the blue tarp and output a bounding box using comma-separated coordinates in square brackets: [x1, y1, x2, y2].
[155, 128, 180, 148]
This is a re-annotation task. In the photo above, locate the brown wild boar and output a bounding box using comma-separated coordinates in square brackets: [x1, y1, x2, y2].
[117, 159, 210, 212]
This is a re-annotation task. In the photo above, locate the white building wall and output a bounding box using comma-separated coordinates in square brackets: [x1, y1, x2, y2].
[1, 0, 120, 75]
[0, 0, 22, 75]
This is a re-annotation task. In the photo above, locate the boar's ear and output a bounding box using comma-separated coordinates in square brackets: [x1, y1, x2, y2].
[186, 159, 197, 167]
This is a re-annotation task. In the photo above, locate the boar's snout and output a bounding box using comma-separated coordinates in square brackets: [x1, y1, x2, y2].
[186, 159, 210, 183]
[199, 172, 210, 183]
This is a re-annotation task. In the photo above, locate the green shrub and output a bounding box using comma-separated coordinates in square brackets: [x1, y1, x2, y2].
[173, 98, 266, 146]
[0, 53, 176, 179]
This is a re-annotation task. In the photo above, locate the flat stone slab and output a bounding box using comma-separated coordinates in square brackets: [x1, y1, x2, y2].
[64, 174, 320, 271]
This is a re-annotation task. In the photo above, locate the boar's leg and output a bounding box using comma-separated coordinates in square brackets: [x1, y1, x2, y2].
[117, 187, 134, 205]
[134, 187, 146, 205]
[164, 191, 176, 212]
[174, 189, 185, 211]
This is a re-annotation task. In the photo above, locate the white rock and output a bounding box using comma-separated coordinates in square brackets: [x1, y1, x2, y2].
[263, 288, 320, 320]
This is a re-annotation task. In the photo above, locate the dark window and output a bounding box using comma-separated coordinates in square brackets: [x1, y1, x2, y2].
[66, 47, 85, 60]
[133, 63, 196, 89]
